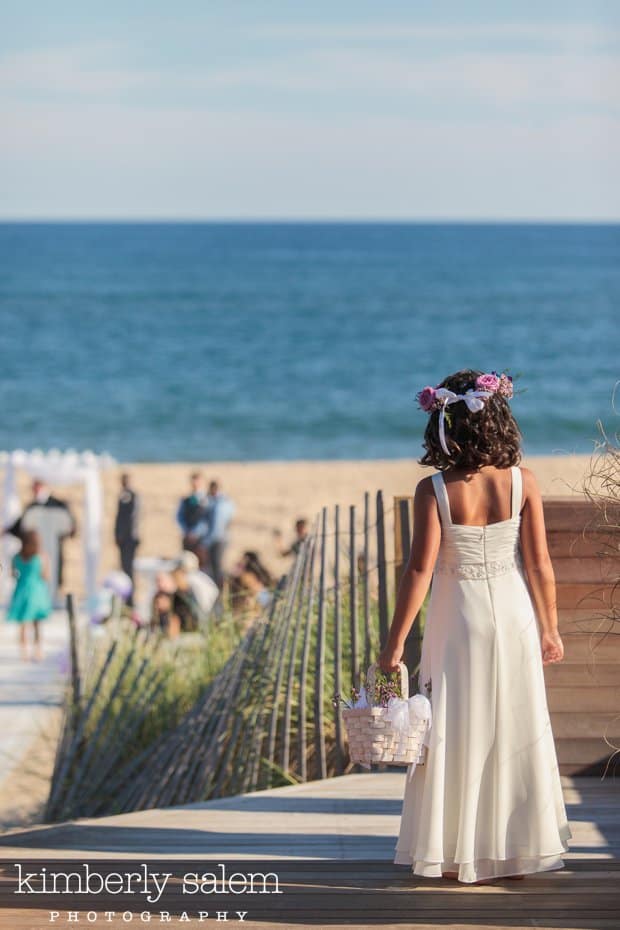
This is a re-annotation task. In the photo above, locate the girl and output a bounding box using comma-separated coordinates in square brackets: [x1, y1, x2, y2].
[7, 529, 52, 661]
[378, 368, 570, 884]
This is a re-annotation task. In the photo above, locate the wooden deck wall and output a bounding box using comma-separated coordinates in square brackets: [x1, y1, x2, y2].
[542, 498, 619, 775]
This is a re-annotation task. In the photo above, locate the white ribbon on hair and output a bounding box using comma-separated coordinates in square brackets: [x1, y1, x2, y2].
[434, 388, 493, 455]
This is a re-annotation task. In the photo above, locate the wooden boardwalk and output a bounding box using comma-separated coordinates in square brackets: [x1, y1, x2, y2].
[0, 773, 618, 928]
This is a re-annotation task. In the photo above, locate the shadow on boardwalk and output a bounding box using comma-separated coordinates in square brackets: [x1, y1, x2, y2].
[0, 773, 617, 928]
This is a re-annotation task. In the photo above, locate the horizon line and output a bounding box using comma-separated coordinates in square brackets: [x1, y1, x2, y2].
[1, 217, 619, 225]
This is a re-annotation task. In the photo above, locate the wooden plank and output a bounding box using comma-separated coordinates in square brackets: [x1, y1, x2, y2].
[349, 505, 359, 690]
[543, 498, 620, 531]
[363, 491, 371, 673]
[333, 503, 345, 774]
[547, 685, 620, 713]
[298, 534, 317, 783]
[557, 633, 620, 663]
[544, 663, 620, 687]
[313, 506, 328, 780]
[281, 539, 312, 775]
[554, 737, 615, 765]
[66, 591, 81, 711]
[376, 490, 389, 649]
[548, 530, 618, 559]
[555, 583, 616, 609]
[551, 557, 618, 583]
[558, 608, 619, 629]
[551, 711, 620, 739]
[393, 495, 411, 590]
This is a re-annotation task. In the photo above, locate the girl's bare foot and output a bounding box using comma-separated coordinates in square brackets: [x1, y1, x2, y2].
[442, 871, 499, 885]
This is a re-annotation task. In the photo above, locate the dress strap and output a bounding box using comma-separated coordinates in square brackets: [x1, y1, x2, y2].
[510, 466, 523, 519]
[431, 472, 452, 526]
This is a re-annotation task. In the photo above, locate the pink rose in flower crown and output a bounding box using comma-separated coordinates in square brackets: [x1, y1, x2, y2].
[475, 373, 500, 393]
[497, 373, 514, 398]
[416, 386, 437, 412]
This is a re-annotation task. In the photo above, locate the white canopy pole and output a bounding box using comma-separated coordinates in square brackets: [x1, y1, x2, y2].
[82, 458, 104, 612]
[1, 453, 21, 602]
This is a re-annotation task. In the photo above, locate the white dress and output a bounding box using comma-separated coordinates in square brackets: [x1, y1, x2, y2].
[394, 466, 571, 883]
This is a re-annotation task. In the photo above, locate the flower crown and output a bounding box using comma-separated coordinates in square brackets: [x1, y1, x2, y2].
[416, 371, 513, 413]
[415, 371, 514, 455]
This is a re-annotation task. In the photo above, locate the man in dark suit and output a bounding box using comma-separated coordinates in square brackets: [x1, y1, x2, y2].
[114, 472, 140, 605]
[176, 472, 210, 570]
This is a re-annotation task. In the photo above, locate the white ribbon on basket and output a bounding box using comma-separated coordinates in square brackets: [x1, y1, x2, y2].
[385, 694, 432, 781]
[434, 387, 493, 455]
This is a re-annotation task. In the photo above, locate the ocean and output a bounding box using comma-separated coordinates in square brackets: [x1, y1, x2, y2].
[0, 222, 618, 461]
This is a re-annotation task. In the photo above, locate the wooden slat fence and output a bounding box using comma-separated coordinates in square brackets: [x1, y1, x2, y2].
[45, 489, 618, 822]
[45, 491, 398, 821]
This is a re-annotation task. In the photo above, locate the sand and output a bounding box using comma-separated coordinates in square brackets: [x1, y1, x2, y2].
[2, 454, 596, 603]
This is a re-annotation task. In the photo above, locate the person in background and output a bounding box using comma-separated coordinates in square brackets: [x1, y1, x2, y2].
[176, 472, 210, 570]
[203, 480, 236, 591]
[4, 479, 76, 605]
[7, 530, 52, 661]
[274, 517, 309, 557]
[229, 550, 274, 620]
[150, 571, 180, 639]
[114, 472, 140, 606]
[170, 561, 203, 633]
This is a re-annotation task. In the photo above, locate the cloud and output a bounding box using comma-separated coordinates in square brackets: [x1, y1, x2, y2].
[1, 99, 618, 218]
[0, 43, 157, 96]
[255, 21, 620, 49]
[0, 20, 618, 218]
[1, 41, 619, 115]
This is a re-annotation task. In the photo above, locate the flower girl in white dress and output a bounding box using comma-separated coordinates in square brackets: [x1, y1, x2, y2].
[378, 368, 571, 884]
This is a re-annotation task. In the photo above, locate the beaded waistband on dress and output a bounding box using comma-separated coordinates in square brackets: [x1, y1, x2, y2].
[433, 553, 523, 580]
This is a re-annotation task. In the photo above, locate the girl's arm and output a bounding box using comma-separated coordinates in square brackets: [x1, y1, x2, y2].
[39, 552, 51, 582]
[519, 467, 564, 665]
[378, 476, 441, 673]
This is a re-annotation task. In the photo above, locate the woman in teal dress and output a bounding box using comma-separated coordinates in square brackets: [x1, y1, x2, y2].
[7, 530, 52, 661]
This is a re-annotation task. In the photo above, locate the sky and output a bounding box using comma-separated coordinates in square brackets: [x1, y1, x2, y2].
[1, 1, 619, 220]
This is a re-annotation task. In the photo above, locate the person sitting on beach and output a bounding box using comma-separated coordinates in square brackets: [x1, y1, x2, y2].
[150, 572, 181, 639]
[228, 551, 274, 620]
[170, 561, 205, 633]
[7, 529, 52, 662]
[176, 472, 210, 570]
[273, 518, 309, 557]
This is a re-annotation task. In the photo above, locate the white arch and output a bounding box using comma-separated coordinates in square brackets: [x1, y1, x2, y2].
[1, 449, 116, 613]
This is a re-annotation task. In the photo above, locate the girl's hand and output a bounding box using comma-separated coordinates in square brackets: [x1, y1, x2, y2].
[378, 642, 403, 674]
[541, 630, 564, 665]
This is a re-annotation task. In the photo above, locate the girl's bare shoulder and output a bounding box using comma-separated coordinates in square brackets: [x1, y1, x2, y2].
[414, 474, 436, 497]
[518, 465, 541, 499]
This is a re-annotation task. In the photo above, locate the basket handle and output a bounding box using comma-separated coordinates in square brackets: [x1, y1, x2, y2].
[366, 661, 409, 703]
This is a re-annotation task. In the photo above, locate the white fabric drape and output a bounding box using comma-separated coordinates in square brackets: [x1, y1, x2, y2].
[0, 450, 114, 611]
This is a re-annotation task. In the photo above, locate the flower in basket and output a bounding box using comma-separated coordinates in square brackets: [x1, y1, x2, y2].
[370, 668, 404, 707]
[332, 685, 363, 710]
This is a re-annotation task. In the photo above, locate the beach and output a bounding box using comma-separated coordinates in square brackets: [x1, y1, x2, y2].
[3, 454, 595, 602]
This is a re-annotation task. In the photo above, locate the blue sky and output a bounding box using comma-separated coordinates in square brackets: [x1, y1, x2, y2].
[1, 2, 619, 219]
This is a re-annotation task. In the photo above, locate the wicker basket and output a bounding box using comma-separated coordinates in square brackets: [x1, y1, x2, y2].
[342, 662, 428, 767]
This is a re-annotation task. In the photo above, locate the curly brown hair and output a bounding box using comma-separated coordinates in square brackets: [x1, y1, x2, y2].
[419, 368, 522, 471]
